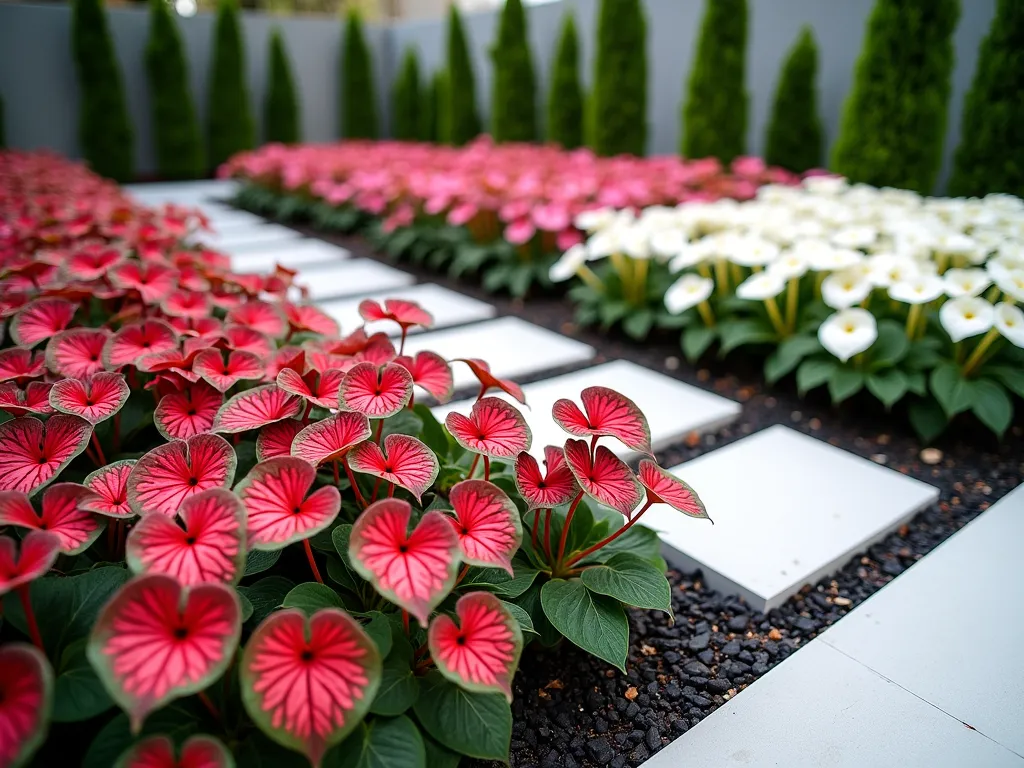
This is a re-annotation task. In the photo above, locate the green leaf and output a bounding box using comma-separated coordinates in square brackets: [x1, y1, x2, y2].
[511, 581, 561, 647]
[500, 599, 536, 635]
[334, 715, 425, 768]
[796, 357, 837, 395]
[243, 548, 282, 576]
[764, 335, 821, 384]
[282, 582, 343, 615]
[237, 589, 254, 622]
[362, 611, 394, 659]
[413, 404, 449, 460]
[413, 672, 512, 760]
[508, 263, 534, 298]
[53, 638, 114, 722]
[422, 734, 462, 768]
[987, 365, 1024, 399]
[622, 308, 655, 340]
[869, 319, 910, 369]
[234, 440, 259, 482]
[238, 576, 295, 626]
[381, 410, 423, 440]
[578, 520, 664, 568]
[580, 553, 672, 617]
[482, 264, 512, 293]
[682, 325, 717, 362]
[599, 299, 632, 329]
[970, 379, 1013, 438]
[327, 556, 359, 593]
[459, 564, 538, 598]
[332, 524, 355, 569]
[540, 579, 629, 671]
[866, 369, 909, 408]
[370, 631, 419, 716]
[908, 398, 949, 442]
[718, 319, 776, 355]
[905, 370, 927, 396]
[930, 362, 973, 416]
[828, 368, 864, 404]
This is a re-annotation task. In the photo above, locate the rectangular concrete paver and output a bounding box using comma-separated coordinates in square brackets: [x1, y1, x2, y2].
[318, 284, 496, 338]
[193, 222, 303, 251]
[288, 260, 415, 301]
[230, 240, 351, 274]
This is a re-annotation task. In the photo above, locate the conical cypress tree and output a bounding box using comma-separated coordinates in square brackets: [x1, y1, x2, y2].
[948, 0, 1024, 197]
[206, 0, 255, 170]
[422, 70, 445, 142]
[591, 0, 647, 156]
[145, 0, 203, 179]
[831, 0, 960, 193]
[764, 26, 823, 173]
[341, 10, 380, 139]
[490, 0, 537, 143]
[445, 5, 481, 146]
[682, 0, 748, 164]
[265, 29, 301, 144]
[392, 48, 421, 141]
[71, 0, 134, 181]
[547, 14, 583, 149]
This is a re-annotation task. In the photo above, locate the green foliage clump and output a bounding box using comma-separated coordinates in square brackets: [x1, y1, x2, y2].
[145, 0, 204, 179]
[71, 0, 134, 181]
[764, 26, 823, 173]
[264, 29, 301, 144]
[682, 0, 749, 164]
[490, 0, 537, 143]
[341, 10, 380, 139]
[421, 70, 445, 142]
[591, 0, 647, 157]
[831, 0, 960, 193]
[392, 48, 421, 141]
[547, 13, 583, 150]
[948, 0, 1024, 197]
[444, 4, 481, 146]
[206, 0, 255, 171]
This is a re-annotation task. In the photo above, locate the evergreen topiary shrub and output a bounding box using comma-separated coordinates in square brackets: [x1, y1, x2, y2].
[445, 4, 481, 146]
[591, 0, 647, 157]
[490, 0, 537, 143]
[764, 26, 823, 173]
[948, 0, 1024, 197]
[682, 0, 748, 164]
[264, 29, 301, 144]
[547, 13, 583, 150]
[145, 0, 204, 180]
[341, 10, 380, 139]
[392, 48, 421, 141]
[206, 0, 255, 171]
[831, 0, 960, 194]
[71, 0, 134, 181]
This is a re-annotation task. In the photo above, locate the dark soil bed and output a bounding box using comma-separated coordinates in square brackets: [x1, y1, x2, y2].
[268, 221, 1023, 767]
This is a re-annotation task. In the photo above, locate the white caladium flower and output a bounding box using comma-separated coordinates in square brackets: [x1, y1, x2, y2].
[822, 269, 873, 309]
[803, 176, 849, 196]
[736, 271, 785, 301]
[549, 245, 588, 283]
[992, 267, 1024, 302]
[944, 268, 992, 298]
[818, 308, 878, 363]
[768, 250, 810, 280]
[867, 253, 920, 287]
[665, 274, 714, 314]
[726, 236, 780, 267]
[669, 241, 709, 272]
[831, 224, 878, 250]
[888, 275, 945, 305]
[994, 302, 1024, 348]
[650, 228, 687, 259]
[940, 296, 995, 342]
[574, 207, 616, 232]
[620, 226, 651, 260]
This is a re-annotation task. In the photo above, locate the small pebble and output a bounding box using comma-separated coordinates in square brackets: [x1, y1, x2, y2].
[664, 356, 680, 371]
[920, 447, 943, 465]
[871, 454, 887, 464]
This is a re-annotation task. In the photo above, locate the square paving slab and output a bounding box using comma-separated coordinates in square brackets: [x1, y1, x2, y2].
[230, 240, 351, 274]
[125, 180, 238, 202]
[318, 284, 496, 337]
[194, 222, 303, 251]
[196, 208, 270, 232]
[644, 640, 1023, 768]
[287, 260, 415, 301]
[403, 317, 594, 391]
[432, 360, 740, 459]
[820, 484, 1024, 758]
[642, 425, 939, 612]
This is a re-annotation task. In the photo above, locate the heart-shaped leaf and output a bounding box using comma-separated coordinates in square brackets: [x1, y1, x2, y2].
[552, 387, 652, 454]
[45, 328, 111, 379]
[102, 320, 179, 369]
[359, 298, 433, 330]
[513, 446, 579, 510]
[127, 434, 237, 517]
[452, 358, 526, 404]
[83, 460, 137, 518]
[10, 297, 76, 347]
[284, 303, 340, 337]
[394, 351, 453, 403]
[193, 349, 265, 393]
[212, 385, 302, 434]
[154, 381, 224, 441]
[0, 381, 55, 417]
[637, 459, 710, 520]
[563, 439, 643, 516]
[113, 734, 235, 768]
[256, 419, 304, 461]
[0, 529, 61, 596]
[0, 348, 46, 383]
[227, 300, 288, 338]
[445, 480, 522, 575]
[338, 362, 413, 418]
[0, 643, 53, 768]
[291, 412, 372, 466]
[277, 368, 344, 409]
[540, 578, 628, 671]
[348, 435, 439, 501]
[0, 483, 104, 554]
[49, 372, 129, 425]
[445, 397, 531, 459]
[0, 415, 92, 494]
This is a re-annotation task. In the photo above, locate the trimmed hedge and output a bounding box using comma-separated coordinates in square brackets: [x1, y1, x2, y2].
[764, 26, 823, 173]
[444, 4, 481, 146]
[392, 48, 421, 142]
[591, 0, 647, 157]
[206, 0, 255, 171]
[341, 10, 380, 139]
[490, 0, 537, 143]
[264, 29, 301, 144]
[547, 13, 583, 150]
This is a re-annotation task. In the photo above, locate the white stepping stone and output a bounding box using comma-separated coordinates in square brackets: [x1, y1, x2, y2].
[820, 484, 1024, 757]
[230, 240, 351, 274]
[318, 284, 496, 337]
[125, 180, 238, 202]
[194, 223, 303, 251]
[197, 208, 270, 232]
[643, 425, 939, 612]
[645, 640, 1023, 768]
[403, 317, 594, 390]
[432, 360, 740, 459]
[287, 260, 415, 301]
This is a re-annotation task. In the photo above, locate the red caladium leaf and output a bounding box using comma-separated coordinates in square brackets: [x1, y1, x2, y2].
[0, 529, 61, 596]
[0, 483, 104, 554]
[223, 325, 273, 358]
[161, 290, 211, 320]
[353, 333, 397, 366]
[276, 368, 344, 409]
[453, 358, 527, 405]
[428, 591, 522, 701]
[235, 457, 341, 550]
[0, 381, 55, 416]
[513, 446, 580, 510]
[128, 434, 237, 517]
[113, 734, 234, 768]
[192, 349, 264, 393]
[103, 320, 179, 369]
[358, 298, 434, 331]
[9, 297, 77, 347]
[338, 362, 412, 418]
[212, 385, 301, 434]
[445, 479, 522, 574]
[257, 419, 304, 461]
[348, 435, 439, 501]
[349, 499, 460, 625]
[227, 300, 287, 338]
[239, 608, 381, 768]
[64, 245, 124, 281]
[283, 303, 340, 337]
[552, 387, 652, 454]
[127, 488, 247, 586]
[394, 351, 454, 403]
[637, 459, 710, 520]
[445, 397, 532, 459]
[45, 327, 110, 378]
[110, 261, 179, 304]
[563, 439, 643, 516]
[0, 348, 47, 383]
[49, 371, 129, 424]
[290, 412, 372, 466]
[0, 415, 92, 494]
[154, 382, 223, 441]
[0, 643, 53, 768]
[84, 460, 137, 518]
[87, 574, 241, 732]
[264, 347, 307, 382]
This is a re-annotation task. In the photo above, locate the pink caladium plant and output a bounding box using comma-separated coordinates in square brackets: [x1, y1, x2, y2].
[0, 151, 709, 767]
